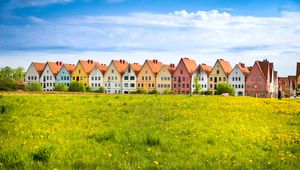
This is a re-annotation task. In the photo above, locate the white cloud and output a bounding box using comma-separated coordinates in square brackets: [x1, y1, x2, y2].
[0, 10, 299, 76]
[8, 0, 73, 8]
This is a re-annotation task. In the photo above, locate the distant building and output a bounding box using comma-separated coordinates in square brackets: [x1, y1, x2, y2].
[296, 62, 300, 96]
[122, 63, 142, 94]
[72, 60, 98, 87]
[40, 62, 63, 91]
[228, 63, 250, 96]
[89, 63, 107, 91]
[194, 63, 212, 92]
[156, 64, 176, 94]
[104, 60, 128, 94]
[56, 64, 75, 87]
[25, 62, 46, 85]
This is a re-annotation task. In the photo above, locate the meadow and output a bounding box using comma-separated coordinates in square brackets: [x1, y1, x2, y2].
[0, 94, 299, 169]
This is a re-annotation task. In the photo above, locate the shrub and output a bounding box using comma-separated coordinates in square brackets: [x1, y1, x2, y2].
[0, 79, 18, 91]
[193, 76, 201, 94]
[203, 91, 212, 95]
[85, 86, 93, 92]
[53, 84, 68, 92]
[68, 81, 86, 92]
[134, 88, 148, 94]
[216, 83, 235, 96]
[96, 87, 105, 93]
[24, 82, 42, 92]
[148, 90, 158, 94]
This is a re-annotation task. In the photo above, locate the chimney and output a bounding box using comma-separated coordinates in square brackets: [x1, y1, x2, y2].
[60, 62, 62, 65]
[123, 60, 125, 64]
[91, 60, 93, 64]
[202, 63, 206, 66]
[220, 59, 224, 61]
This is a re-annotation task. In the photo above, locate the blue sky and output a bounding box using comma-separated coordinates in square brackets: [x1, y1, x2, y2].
[0, 0, 300, 76]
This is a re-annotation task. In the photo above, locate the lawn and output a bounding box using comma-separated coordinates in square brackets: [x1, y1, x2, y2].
[0, 94, 299, 169]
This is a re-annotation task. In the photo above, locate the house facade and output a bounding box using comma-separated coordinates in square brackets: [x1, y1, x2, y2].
[228, 63, 250, 96]
[25, 62, 46, 85]
[195, 63, 212, 92]
[156, 64, 176, 94]
[56, 64, 75, 87]
[40, 62, 63, 91]
[122, 63, 142, 94]
[72, 60, 98, 87]
[137, 60, 163, 92]
[89, 63, 107, 90]
[172, 58, 197, 94]
[245, 59, 275, 98]
[296, 62, 300, 96]
[104, 60, 128, 94]
[208, 59, 232, 95]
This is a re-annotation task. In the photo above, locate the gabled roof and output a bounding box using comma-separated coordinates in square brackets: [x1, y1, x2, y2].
[218, 59, 232, 76]
[297, 62, 300, 78]
[78, 60, 98, 74]
[32, 62, 46, 76]
[199, 63, 212, 75]
[112, 59, 129, 75]
[180, 58, 197, 76]
[236, 63, 250, 77]
[257, 60, 270, 81]
[62, 64, 75, 74]
[130, 63, 142, 75]
[164, 64, 176, 76]
[47, 62, 64, 76]
[94, 63, 108, 74]
[145, 59, 163, 75]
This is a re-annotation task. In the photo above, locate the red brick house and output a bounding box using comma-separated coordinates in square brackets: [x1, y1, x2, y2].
[172, 58, 197, 94]
[246, 59, 276, 98]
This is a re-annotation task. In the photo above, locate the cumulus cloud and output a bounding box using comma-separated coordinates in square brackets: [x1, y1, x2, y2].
[0, 10, 299, 76]
[7, 0, 73, 8]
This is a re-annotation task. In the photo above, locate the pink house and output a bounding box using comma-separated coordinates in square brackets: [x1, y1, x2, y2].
[172, 58, 197, 94]
[246, 59, 275, 98]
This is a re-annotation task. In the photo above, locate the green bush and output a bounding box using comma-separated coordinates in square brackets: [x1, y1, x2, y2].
[0, 79, 18, 91]
[68, 81, 86, 92]
[133, 88, 148, 94]
[24, 82, 42, 92]
[96, 87, 105, 93]
[163, 89, 175, 94]
[203, 91, 212, 95]
[53, 84, 68, 92]
[216, 83, 235, 96]
[148, 89, 158, 94]
[85, 86, 93, 92]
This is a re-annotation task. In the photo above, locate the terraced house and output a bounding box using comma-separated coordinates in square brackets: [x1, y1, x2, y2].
[172, 58, 197, 94]
[56, 64, 75, 87]
[72, 60, 98, 87]
[208, 59, 232, 95]
[137, 59, 163, 92]
[228, 63, 250, 96]
[25, 62, 46, 85]
[104, 60, 128, 94]
[40, 62, 63, 91]
[297, 63, 300, 95]
[245, 59, 276, 98]
[156, 64, 176, 94]
[195, 63, 212, 92]
[89, 63, 107, 91]
[122, 63, 142, 94]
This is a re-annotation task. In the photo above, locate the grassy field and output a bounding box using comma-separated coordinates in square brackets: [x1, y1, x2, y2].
[0, 94, 299, 169]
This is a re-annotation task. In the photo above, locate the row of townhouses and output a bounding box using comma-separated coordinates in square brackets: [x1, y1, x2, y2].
[25, 58, 290, 97]
[278, 62, 300, 97]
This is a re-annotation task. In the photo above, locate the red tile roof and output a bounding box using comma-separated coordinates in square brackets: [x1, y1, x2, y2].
[112, 59, 129, 75]
[257, 59, 271, 81]
[95, 63, 108, 74]
[63, 64, 75, 74]
[200, 63, 212, 75]
[79, 60, 98, 74]
[47, 62, 64, 76]
[181, 58, 197, 76]
[146, 59, 163, 75]
[130, 63, 142, 75]
[237, 63, 250, 77]
[165, 64, 176, 76]
[218, 59, 232, 76]
[32, 62, 46, 76]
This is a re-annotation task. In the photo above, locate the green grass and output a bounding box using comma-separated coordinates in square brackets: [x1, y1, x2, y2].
[0, 94, 299, 169]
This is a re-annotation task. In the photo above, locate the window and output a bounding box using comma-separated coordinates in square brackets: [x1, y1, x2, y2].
[108, 76, 111, 80]
[111, 77, 114, 80]
[130, 76, 135, 80]
[124, 76, 129, 80]
[47, 76, 49, 80]
[238, 84, 241, 88]
[138, 83, 140, 87]
[98, 77, 101, 80]
[34, 76, 37, 80]
[239, 77, 241, 81]
[91, 83, 94, 87]
[178, 84, 181, 87]
[124, 83, 128, 87]
[161, 77, 163, 81]
[210, 77, 213, 81]
[128, 68, 131, 73]
[210, 84, 213, 88]
[130, 83, 135, 87]
[183, 77, 185, 81]
[148, 84, 151, 88]
[180, 70, 183, 74]
[182, 84, 185, 88]
[28, 76, 31, 80]
[152, 83, 154, 87]
[178, 77, 181, 82]
[92, 77, 94, 80]
[158, 84, 160, 88]
[174, 84, 176, 88]
[141, 83, 144, 87]
[241, 84, 244, 88]
[142, 76, 144, 80]
[73, 77, 75, 80]
[95, 77, 97, 81]
[98, 83, 100, 87]
[145, 77, 148, 80]
[112, 69, 114, 73]
[217, 70, 219, 74]
[223, 77, 226, 81]
[219, 77, 221, 81]
[187, 84, 189, 88]
[149, 77, 151, 81]
[168, 77, 170, 80]
[67, 77, 69, 80]
[115, 77, 117, 80]
[80, 76, 83, 80]
[174, 77, 176, 81]
[232, 77, 234, 81]
[115, 83, 117, 87]
[79, 70, 81, 74]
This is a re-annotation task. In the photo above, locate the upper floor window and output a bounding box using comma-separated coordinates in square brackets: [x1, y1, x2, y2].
[124, 76, 129, 80]
[216, 70, 219, 74]
[174, 77, 176, 81]
[128, 68, 131, 73]
[223, 77, 226, 81]
[112, 69, 114, 73]
[79, 70, 81, 74]
[180, 70, 183, 74]
[130, 76, 135, 80]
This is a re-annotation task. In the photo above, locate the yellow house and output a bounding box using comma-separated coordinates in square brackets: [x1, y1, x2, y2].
[137, 59, 162, 92]
[208, 59, 232, 94]
[71, 60, 98, 86]
[156, 64, 176, 94]
[296, 62, 300, 95]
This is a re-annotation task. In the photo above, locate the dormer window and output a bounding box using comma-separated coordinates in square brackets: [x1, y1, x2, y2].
[79, 70, 81, 74]
[128, 68, 131, 73]
[112, 69, 114, 73]
[180, 70, 183, 74]
[216, 70, 219, 74]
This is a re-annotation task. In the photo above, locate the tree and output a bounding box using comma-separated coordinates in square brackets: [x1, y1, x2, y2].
[0, 79, 18, 91]
[68, 81, 86, 92]
[53, 84, 68, 92]
[193, 76, 201, 94]
[24, 82, 42, 91]
[216, 83, 235, 96]
[13, 67, 25, 81]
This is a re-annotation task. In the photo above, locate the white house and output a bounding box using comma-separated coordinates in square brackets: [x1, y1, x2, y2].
[122, 63, 141, 94]
[40, 62, 63, 91]
[228, 63, 250, 96]
[89, 63, 107, 90]
[25, 62, 46, 85]
[194, 63, 212, 92]
[104, 60, 128, 94]
[56, 64, 75, 87]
